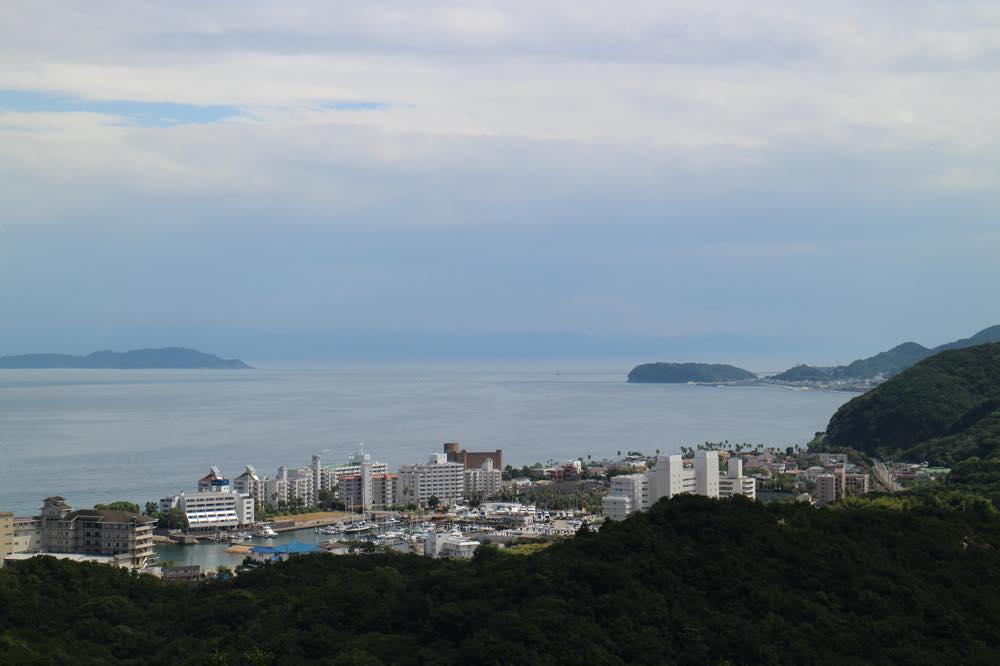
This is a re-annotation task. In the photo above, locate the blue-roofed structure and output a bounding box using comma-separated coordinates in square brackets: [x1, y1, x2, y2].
[250, 540, 321, 562]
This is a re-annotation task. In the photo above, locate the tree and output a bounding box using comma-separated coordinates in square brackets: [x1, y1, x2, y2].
[158, 507, 188, 531]
[94, 501, 140, 514]
[427, 495, 440, 509]
[144, 502, 158, 516]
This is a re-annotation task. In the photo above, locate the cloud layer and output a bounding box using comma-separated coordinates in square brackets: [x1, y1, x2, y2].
[1, 1, 998, 363]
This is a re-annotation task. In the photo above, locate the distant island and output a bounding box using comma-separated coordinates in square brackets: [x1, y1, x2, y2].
[0, 347, 251, 369]
[627, 362, 756, 383]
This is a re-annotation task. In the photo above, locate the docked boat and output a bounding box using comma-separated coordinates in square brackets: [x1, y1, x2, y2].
[315, 525, 340, 535]
[255, 525, 277, 538]
[342, 520, 372, 534]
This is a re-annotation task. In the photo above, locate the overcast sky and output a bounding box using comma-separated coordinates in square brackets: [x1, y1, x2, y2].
[1, 1, 998, 367]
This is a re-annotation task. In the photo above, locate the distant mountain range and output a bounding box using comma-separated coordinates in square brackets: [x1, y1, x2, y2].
[0, 347, 251, 369]
[771, 324, 1000, 381]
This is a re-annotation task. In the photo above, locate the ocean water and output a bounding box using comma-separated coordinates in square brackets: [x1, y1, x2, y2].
[0, 363, 851, 516]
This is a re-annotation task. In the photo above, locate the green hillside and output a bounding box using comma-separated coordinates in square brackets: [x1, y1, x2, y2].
[825, 343, 1000, 464]
[4, 495, 1000, 664]
[832, 341, 931, 379]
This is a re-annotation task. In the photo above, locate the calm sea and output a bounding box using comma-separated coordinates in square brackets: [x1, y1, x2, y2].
[0, 363, 851, 516]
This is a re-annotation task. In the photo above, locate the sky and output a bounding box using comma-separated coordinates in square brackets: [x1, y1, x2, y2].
[1, 1, 998, 368]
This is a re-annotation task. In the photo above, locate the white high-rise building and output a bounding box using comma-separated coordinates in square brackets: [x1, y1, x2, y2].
[321, 448, 389, 492]
[651, 454, 696, 500]
[694, 450, 720, 498]
[233, 465, 264, 506]
[158, 467, 255, 531]
[464, 459, 503, 499]
[312, 454, 322, 506]
[399, 454, 465, 508]
[719, 457, 756, 500]
[603, 450, 755, 520]
[601, 473, 650, 519]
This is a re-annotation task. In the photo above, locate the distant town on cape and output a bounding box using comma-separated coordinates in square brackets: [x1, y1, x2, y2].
[628, 324, 1000, 389]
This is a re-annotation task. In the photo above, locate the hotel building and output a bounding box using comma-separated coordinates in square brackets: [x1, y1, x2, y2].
[400, 454, 465, 508]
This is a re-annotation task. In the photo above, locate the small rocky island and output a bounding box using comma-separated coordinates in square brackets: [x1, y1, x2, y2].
[0, 347, 251, 369]
[627, 362, 756, 383]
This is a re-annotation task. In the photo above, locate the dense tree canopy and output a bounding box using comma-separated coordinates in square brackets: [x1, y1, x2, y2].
[3, 494, 1000, 664]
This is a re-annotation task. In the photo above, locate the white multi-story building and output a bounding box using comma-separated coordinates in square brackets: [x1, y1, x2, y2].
[283, 467, 315, 506]
[322, 449, 389, 490]
[719, 457, 756, 500]
[650, 454, 696, 500]
[602, 495, 633, 521]
[601, 473, 650, 520]
[603, 450, 755, 520]
[12, 517, 40, 553]
[464, 459, 503, 500]
[22, 497, 156, 570]
[399, 454, 465, 508]
[263, 466, 289, 509]
[233, 465, 264, 507]
[0, 512, 12, 558]
[160, 468, 255, 531]
[815, 474, 838, 506]
[694, 451, 720, 498]
[339, 465, 400, 511]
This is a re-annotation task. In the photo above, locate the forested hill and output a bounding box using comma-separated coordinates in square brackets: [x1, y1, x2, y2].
[3, 495, 1000, 664]
[825, 342, 1000, 464]
[0, 347, 250, 369]
[627, 362, 756, 383]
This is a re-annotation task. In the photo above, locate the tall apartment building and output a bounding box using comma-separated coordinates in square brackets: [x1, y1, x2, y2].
[287, 470, 314, 506]
[650, 454, 696, 500]
[0, 512, 12, 558]
[312, 454, 322, 506]
[233, 465, 264, 507]
[444, 442, 503, 471]
[718, 457, 756, 500]
[263, 466, 289, 509]
[603, 450, 754, 520]
[601, 474, 650, 520]
[400, 454, 465, 508]
[815, 464, 870, 506]
[322, 449, 389, 489]
[339, 466, 400, 511]
[12, 517, 40, 553]
[694, 451, 721, 498]
[35, 497, 155, 569]
[464, 459, 503, 500]
[815, 474, 838, 506]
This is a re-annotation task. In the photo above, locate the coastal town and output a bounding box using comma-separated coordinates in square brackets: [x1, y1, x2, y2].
[0, 441, 950, 580]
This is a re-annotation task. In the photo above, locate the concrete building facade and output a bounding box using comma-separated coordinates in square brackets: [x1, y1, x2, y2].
[464, 459, 503, 500]
[160, 468, 255, 531]
[12, 517, 40, 554]
[233, 465, 264, 507]
[400, 454, 465, 508]
[0, 512, 12, 558]
[35, 497, 155, 569]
